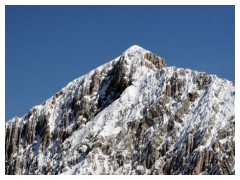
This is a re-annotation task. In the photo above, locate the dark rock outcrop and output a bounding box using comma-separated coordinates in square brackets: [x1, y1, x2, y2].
[144, 53, 167, 69]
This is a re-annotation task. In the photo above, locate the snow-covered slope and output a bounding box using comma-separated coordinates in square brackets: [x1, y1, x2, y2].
[5, 45, 235, 175]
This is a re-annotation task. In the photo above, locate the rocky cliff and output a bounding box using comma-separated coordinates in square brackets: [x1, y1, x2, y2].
[5, 45, 235, 175]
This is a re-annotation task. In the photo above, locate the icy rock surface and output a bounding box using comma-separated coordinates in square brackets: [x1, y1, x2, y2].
[5, 45, 235, 175]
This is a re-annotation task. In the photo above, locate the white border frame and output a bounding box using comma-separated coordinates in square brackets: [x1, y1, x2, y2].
[1, 0, 239, 178]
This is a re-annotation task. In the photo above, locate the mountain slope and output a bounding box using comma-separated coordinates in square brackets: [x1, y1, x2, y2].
[5, 45, 235, 175]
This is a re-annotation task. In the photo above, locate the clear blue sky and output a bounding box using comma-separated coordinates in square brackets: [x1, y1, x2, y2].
[6, 5, 235, 121]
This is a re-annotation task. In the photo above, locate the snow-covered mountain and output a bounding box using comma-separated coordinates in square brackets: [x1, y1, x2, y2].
[5, 45, 235, 175]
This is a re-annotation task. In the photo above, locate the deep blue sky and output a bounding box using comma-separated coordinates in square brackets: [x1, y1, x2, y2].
[6, 5, 235, 121]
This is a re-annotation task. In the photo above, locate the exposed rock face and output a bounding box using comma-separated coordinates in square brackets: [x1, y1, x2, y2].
[5, 45, 235, 175]
[144, 53, 167, 69]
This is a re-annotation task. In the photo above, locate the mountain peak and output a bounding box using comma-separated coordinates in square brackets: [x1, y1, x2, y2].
[122, 44, 148, 57]
[120, 45, 167, 71]
[5, 46, 235, 175]
[125, 44, 144, 51]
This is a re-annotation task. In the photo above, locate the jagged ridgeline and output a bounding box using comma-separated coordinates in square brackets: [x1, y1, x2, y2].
[5, 45, 235, 175]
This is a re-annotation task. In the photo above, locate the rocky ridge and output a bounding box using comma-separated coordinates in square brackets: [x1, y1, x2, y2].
[5, 45, 235, 175]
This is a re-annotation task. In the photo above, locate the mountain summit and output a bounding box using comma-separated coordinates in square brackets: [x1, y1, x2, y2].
[5, 45, 235, 175]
